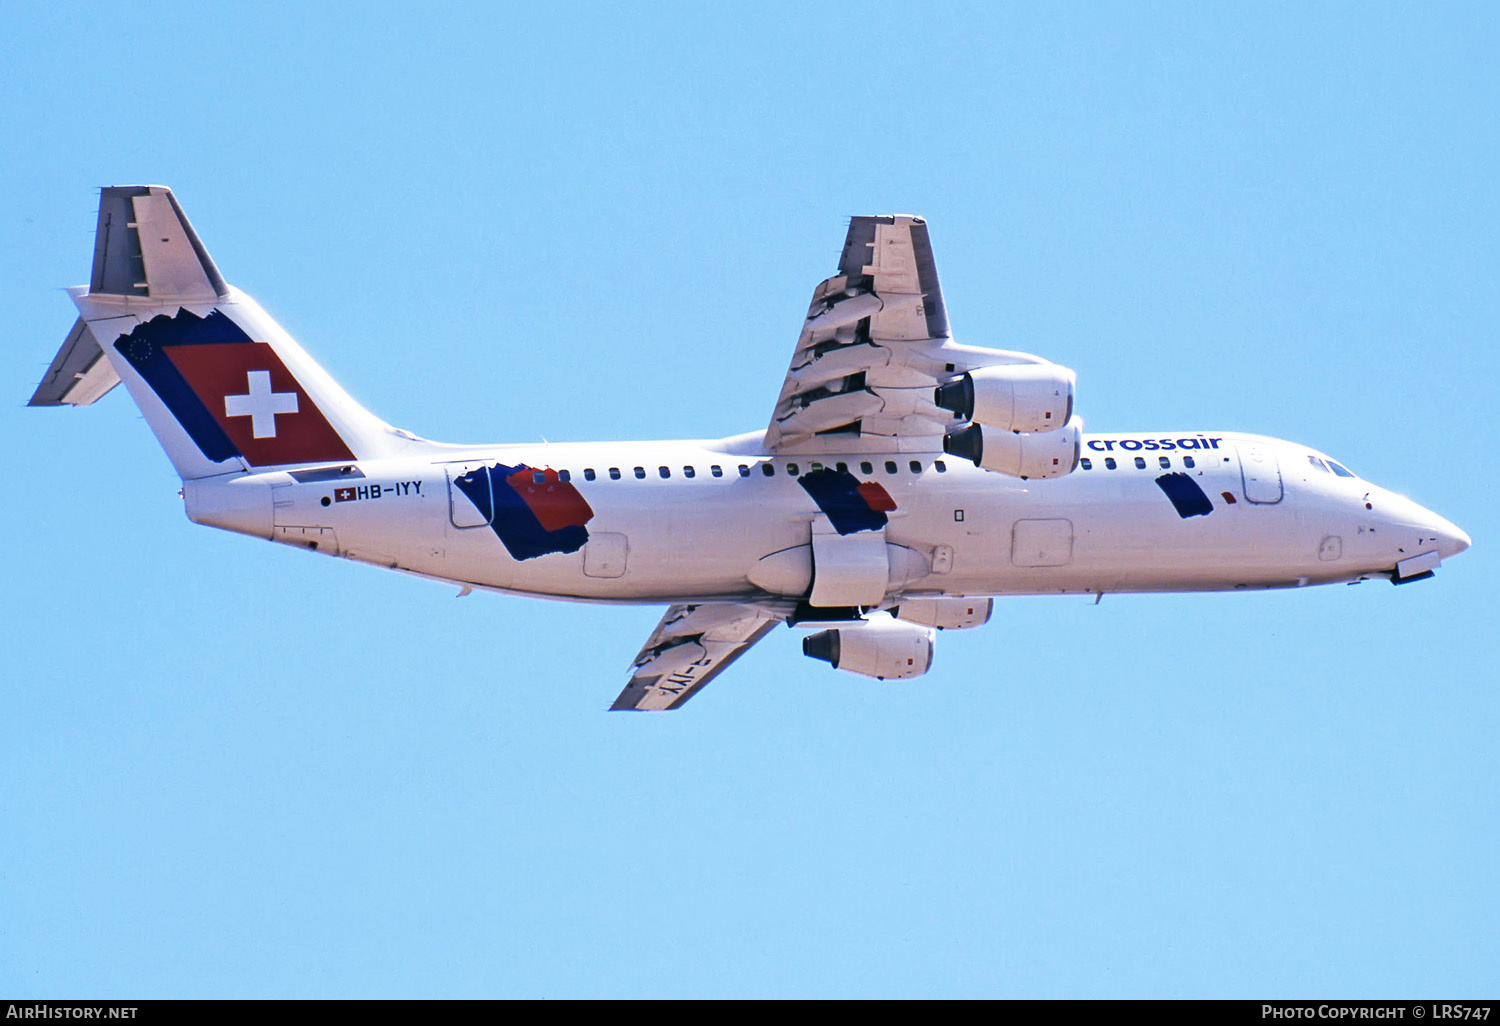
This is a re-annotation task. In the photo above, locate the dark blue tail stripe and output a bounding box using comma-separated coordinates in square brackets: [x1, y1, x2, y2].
[112, 309, 251, 463]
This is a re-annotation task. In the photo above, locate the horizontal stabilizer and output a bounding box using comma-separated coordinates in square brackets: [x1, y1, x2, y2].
[40, 185, 414, 478]
[29, 317, 121, 406]
[90, 186, 227, 301]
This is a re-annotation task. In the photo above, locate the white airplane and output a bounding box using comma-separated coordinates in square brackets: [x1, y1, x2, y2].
[33, 187, 1470, 710]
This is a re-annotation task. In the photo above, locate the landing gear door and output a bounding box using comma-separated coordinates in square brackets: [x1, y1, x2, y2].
[809, 516, 889, 607]
[1237, 443, 1284, 504]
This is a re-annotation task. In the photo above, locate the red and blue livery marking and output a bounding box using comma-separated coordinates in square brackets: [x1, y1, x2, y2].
[112, 308, 354, 466]
[453, 463, 595, 560]
[798, 468, 897, 534]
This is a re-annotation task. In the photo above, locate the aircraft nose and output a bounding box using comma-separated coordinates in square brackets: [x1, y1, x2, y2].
[1430, 512, 1471, 559]
[1369, 489, 1470, 561]
[1406, 497, 1471, 559]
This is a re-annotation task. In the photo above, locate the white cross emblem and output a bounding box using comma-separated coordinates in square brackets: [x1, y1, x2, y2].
[224, 370, 299, 438]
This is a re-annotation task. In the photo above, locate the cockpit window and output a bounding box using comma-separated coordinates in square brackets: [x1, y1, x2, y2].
[1326, 460, 1357, 478]
[1308, 455, 1330, 473]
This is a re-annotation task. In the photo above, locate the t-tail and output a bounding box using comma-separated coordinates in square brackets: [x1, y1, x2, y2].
[31, 186, 417, 479]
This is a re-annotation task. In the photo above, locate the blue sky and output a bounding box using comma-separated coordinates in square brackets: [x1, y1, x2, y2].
[3, 1, 1496, 998]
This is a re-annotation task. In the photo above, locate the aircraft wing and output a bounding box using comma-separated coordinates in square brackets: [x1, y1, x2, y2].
[764, 215, 954, 454]
[610, 603, 781, 711]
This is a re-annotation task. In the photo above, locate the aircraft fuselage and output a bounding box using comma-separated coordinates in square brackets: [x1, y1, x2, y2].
[184, 430, 1465, 605]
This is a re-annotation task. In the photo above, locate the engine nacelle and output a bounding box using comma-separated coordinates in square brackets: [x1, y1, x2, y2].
[801, 614, 935, 680]
[943, 416, 1082, 479]
[891, 597, 993, 630]
[934, 364, 1075, 433]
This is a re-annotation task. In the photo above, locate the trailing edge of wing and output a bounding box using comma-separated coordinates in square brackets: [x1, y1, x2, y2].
[611, 603, 781, 711]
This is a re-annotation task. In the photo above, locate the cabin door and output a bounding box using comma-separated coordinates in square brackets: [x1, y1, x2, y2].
[1237, 443, 1284, 504]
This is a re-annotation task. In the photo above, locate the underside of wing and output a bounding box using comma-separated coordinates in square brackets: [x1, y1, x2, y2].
[610, 603, 782, 711]
[765, 215, 957, 454]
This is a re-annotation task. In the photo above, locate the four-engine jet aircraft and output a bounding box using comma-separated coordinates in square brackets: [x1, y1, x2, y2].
[33, 187, 1470, 709]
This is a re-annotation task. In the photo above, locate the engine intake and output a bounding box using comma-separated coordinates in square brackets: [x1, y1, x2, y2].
[934, 364, 1075, 433]
[943, 416, 1082, 479]
[802, 614, 935, 680]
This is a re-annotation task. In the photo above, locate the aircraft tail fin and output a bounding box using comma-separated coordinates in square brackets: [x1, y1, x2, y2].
[34, 186, 415, 480]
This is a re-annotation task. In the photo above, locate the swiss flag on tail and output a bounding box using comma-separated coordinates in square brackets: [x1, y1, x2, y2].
[167, 342, 354, 466]
[113, 309, 356, 468]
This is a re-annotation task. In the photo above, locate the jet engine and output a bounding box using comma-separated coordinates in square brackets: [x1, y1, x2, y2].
[890, 597, 993, 630]
[801, 614, 936, 680]
[934, 364, 1074, 433]
[943, 416, 1082, 479]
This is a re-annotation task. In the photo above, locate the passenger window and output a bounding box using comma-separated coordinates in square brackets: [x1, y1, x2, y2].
[909, 460, 922, 473]
[634, 467, 646, 479]
[836, 462, 848, 473]
[1080, 458, 1093, 470]
[762, 463, 775, 477]
[787, 463, 799, 476]
[609, 467, 621, 480]
[1183, 456, 1196, 469]
[1105, 457, 1118, 470]
[683, 466, 695, 478]
[711, 465, 723, 478]
[659, 466, 670, 479]
[1134, 457, 1146, 469]
[885, 460, 898, 474]
[558, 469, 571, 483]
[934, 460, 946, 473]
[861, 461, 874, 475]
[584, 468, 596, 481]
[738, 464, 750, 477]
[809, 462, 824, 472]
[1158, 457, 1170, 469]
[532, 471, 546, 484]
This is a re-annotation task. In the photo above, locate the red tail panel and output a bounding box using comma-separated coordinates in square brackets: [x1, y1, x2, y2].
[165, 341, 355, 466]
